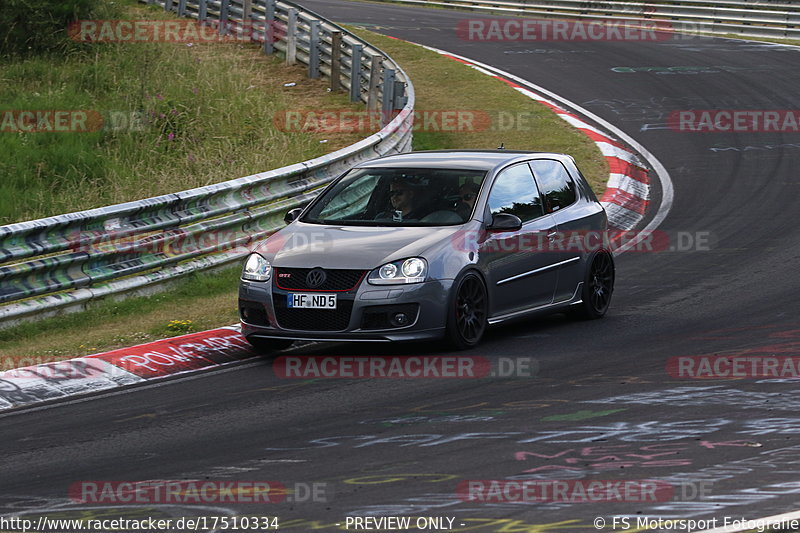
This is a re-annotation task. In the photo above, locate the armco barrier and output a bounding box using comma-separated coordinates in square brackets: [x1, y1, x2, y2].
[373, 0, 800, 39]
[0, 0, 414, 327]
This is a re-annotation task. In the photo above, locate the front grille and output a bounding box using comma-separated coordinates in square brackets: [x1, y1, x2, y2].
[273, 295, 354, 331]
[274, 268, 366, 292]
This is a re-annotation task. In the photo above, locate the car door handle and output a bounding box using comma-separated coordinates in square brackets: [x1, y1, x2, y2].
[546, 229, 558, 242]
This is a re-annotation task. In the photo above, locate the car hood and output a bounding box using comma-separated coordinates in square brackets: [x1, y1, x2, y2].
[254, 222, 463, 269]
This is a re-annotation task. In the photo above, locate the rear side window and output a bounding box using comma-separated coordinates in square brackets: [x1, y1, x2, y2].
[529, 159, 576, 213]
[487, 163, 544, 223]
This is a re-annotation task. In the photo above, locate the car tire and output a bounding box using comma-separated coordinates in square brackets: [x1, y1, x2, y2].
[569, 250, 615, 320]
[445, 271, 488, 350]
[246, 336, 294, 354]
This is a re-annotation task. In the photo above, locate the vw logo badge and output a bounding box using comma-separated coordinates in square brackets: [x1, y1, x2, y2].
[306, 268, 327, 288]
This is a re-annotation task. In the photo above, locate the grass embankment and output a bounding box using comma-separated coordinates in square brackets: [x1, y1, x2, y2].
[0, 0, 368, 225]
[0, 26, 608, 365]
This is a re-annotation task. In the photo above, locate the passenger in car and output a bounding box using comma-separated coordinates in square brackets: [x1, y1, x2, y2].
[456, 179, 480, 221]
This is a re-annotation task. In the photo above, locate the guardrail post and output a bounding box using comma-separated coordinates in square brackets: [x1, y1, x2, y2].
[242, 0, 253, 42]
[330, 31, 342, 92]
[199, 0, 208, 22]
[177, 0, 187, 17]
[165, 0, 174, 12]
[264, 0, 276, 54]
[219, 0, 230, 36]
[286, 9, 298, 65]
[366, 55, 382, 113]
[309, 20, 321, 79]
[381, 68, 396, 126]
[349, 44, 363, 102]
[393, 80, 406, 109]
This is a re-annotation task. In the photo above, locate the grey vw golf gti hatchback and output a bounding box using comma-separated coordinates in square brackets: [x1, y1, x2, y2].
[239, 150, 614, 351]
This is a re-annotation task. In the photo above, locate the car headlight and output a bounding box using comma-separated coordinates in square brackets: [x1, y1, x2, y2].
[242, 253, 272, 282]
[369, 258, 427, 285]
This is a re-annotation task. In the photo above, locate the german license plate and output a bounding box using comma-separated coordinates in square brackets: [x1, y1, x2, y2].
[287, 293, 337, 309]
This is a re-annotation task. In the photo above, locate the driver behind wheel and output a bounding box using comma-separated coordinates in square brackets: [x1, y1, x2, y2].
[376, 176, 428, 221]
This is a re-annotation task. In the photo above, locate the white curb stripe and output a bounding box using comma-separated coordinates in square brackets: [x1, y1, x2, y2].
[509, 86, 565, 111]
[601, 202, 647, 230]
[597, 142, 641, 165]
[560, 114, 611, 136]
[608, 173, 651, 200]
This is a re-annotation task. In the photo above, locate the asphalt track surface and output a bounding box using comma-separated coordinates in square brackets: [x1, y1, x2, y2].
[3, 1, 800, 531]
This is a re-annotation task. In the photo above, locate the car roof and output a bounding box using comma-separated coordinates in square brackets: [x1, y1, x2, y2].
[353, 150, 570, 172]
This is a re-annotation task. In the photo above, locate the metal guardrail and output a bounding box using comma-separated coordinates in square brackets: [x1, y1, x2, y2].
[0, 0, 415, 327]
[376, 0, 800, 39]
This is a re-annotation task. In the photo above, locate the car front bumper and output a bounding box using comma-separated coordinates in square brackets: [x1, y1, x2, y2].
[239, 278, 453, 342]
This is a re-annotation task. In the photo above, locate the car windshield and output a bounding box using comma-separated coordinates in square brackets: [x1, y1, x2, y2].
[301, 167, 488, 226]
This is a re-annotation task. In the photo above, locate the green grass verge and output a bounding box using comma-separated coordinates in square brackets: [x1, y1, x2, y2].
[0, 26, 608, 364]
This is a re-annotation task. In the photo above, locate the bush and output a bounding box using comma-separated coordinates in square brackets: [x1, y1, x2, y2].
[0, 0, 106, 56]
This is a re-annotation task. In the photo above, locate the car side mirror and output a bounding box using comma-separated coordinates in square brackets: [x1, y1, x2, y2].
[284, 207, 303, 224]
[486, 213, 522, 232]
